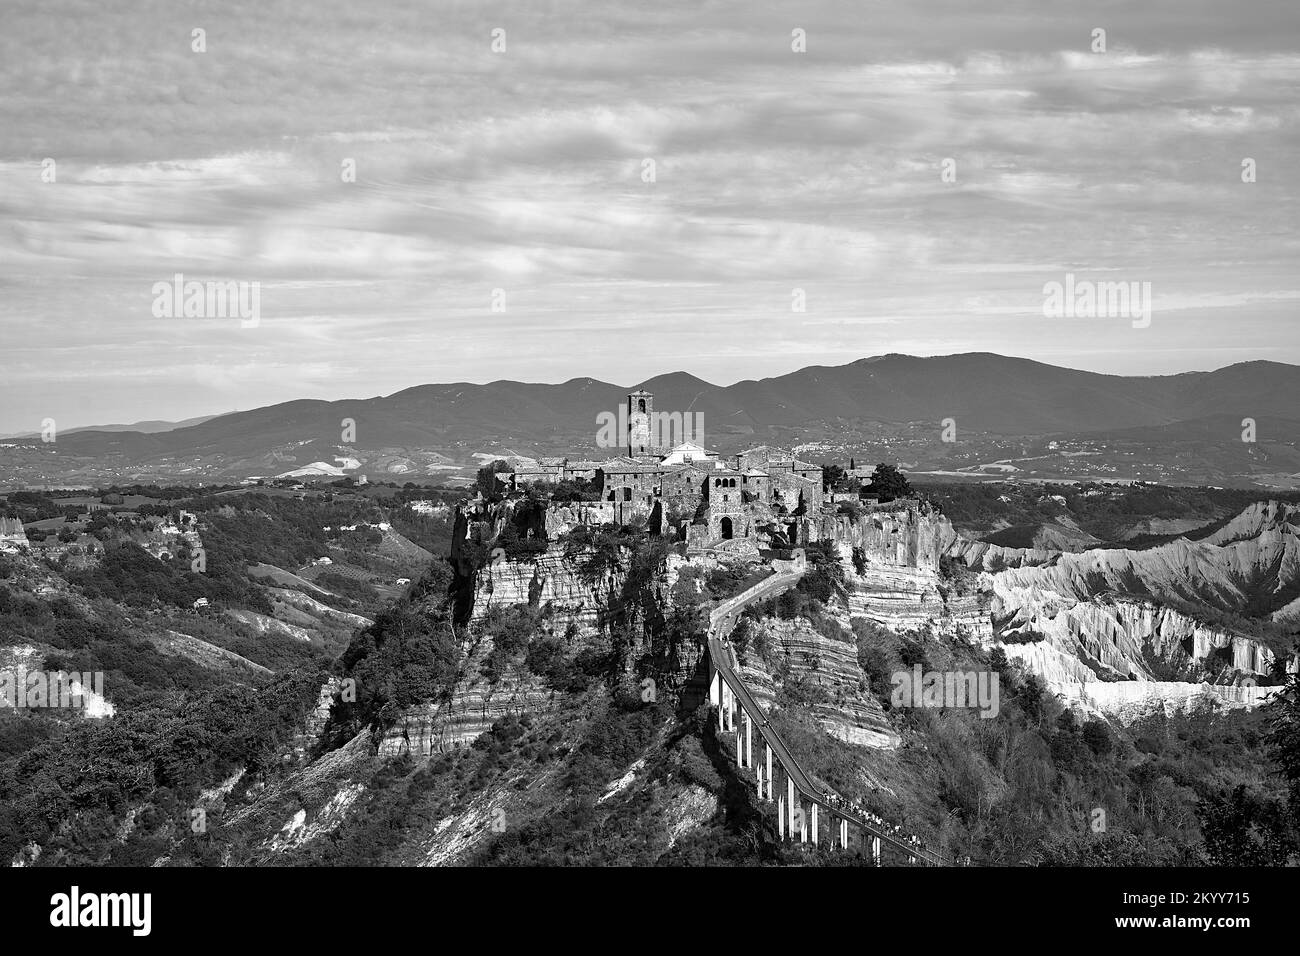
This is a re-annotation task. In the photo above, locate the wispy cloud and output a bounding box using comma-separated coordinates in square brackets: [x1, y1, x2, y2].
[1, 0, 1297, 430]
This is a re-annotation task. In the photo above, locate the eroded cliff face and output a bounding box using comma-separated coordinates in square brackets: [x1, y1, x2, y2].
[471, 548, 624, 632]
[735, 619, 898, 749]
[805, 501, 1295, 722]
[843, 559, 991, 639]
[380, 546, 706, 757]
[405, 498, 1295, 745]
[224, 730, 378, 860]
[941, 500, 1300, 720]
[378, 643, 562, 757]
[813, 508, 994, 640]
[1047, 679, 1283, 727]
[995, 593, 1284, 684]
[811, 508, 945, 571]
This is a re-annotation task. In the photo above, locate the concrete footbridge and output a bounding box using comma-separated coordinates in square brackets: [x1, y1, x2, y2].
[705, 560, 954, 866]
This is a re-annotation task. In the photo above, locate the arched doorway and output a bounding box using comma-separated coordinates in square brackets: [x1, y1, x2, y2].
[720, 516, 733, 540]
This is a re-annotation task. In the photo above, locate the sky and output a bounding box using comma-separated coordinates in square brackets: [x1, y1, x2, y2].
[1, 0, 1298, 433]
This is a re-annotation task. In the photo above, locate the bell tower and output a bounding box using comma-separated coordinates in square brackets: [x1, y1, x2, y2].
[627, 389, 654, 456]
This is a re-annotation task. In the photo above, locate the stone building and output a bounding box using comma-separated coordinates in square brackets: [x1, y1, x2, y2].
[482, 389, 829, 551]
[561, 460, 604, 482]
[0, 518, 29, 552]
[769, 470, 823, 514]
[627, 389, 658, 457]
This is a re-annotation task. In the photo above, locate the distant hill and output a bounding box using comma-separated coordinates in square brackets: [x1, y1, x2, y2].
[1, 413, 227, 440]
[20, 354, 1300, 475]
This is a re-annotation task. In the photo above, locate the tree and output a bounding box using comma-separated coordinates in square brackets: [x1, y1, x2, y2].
[1266, 672, 1300, 816]
[865, 463, 913, 503]
[1199, 785, 1295, 865]
[1081, 718, 1113, 756]
[822, 464, 846, 491]
[476, 460, 511, 500]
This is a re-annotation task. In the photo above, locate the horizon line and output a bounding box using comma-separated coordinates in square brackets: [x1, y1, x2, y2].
[14, 350, 1292, 436]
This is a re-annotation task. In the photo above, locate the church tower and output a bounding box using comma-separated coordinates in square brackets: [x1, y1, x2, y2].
[627, 389, 655, 457]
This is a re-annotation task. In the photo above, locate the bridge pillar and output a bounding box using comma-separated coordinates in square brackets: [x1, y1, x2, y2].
[765, 745, 773, 801]
[744, 713, 752, 769]
[871, 835, 881, 865]
[800, 802, 808, 844]
[840, 818, 849, 850]
[787, 777, 796, 838]
[811, 804, 819, 845]
[710, 669, 723, 734]
[735, 722, 743, 767]
[777, 792, 786, 839]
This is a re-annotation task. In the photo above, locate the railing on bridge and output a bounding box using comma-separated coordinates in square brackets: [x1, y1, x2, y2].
[706, 571, 957, 866]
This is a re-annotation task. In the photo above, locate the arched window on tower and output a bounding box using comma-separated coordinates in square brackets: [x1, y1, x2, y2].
[638, 399, 646, 413]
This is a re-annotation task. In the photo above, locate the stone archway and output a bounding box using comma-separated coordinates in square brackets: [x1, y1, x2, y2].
[721, 516, 733, 540]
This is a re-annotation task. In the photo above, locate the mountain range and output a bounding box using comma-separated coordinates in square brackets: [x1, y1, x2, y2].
[0, 414, 224, 441]
[6, 353, 1299, 483]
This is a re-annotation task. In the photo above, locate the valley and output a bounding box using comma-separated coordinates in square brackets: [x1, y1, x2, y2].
[2, 454, 1297, 866]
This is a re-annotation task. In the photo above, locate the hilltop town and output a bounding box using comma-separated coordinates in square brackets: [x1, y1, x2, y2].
[469, 389, 894, 558]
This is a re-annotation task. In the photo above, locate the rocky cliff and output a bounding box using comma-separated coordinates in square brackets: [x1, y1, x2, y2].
[810, 508, 994, 639]
[380, 544, 705, 756]
[1047, 678, 1283, 726]
[952, 500, 1300, 720]
[995, 593, 1285, 683]
[471, 548, 624, 633]
[379, 658, 561, 756]
[735, 619, 898, 749]
[986, 503, 1300, 623]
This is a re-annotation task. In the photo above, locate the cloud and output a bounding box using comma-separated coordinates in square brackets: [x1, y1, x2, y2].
[0, 0, 1297, 430]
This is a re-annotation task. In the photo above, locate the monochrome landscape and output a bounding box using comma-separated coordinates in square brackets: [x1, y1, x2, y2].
[2, 0, 1299, 888]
